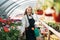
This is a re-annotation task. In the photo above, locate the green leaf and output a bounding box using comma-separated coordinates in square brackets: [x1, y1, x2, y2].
[6, 36, 11, 40]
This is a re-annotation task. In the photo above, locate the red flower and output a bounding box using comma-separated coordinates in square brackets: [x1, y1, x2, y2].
[2, 20, 6, 23]
[0, 18, 6, 23]
[0, 18, 3, 22]
[3, 27, 9, 32]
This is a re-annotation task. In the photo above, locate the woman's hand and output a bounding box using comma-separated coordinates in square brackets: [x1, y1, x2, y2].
[31, 27, 34, 30]
[25, 27, 28, 30]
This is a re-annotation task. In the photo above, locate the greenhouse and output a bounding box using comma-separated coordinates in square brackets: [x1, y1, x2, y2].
[0, 0, 60, 40]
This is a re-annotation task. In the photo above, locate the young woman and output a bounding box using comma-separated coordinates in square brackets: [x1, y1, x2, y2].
[22, 6, 40, 40]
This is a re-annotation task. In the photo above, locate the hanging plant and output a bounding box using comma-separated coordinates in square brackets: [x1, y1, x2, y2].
[36, 9, 43, 15]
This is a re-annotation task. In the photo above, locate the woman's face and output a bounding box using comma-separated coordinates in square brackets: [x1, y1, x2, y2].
[27, 7, 32, 15]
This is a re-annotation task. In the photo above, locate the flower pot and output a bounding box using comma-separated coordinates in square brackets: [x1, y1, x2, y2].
[45, 13, 52, 16]
[44, 7, 54, 17]
[37, 9, 43, 15]
[52, 13, 60, 22]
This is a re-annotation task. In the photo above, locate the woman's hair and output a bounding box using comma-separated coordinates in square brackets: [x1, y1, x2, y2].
[24, 6, 33, 15]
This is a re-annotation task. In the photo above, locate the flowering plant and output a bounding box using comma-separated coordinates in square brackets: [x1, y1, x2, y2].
[36, 9, 43, 15]
[0, 17, 21, 40]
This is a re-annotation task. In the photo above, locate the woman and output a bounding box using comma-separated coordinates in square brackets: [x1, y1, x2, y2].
[22, 6, 40, 40]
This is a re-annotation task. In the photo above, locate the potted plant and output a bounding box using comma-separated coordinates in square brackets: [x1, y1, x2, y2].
[43, 0, 54, 17]
[44, 7, 54, 16]
[36, 9, 43, 15]
[52, 0, 60, 23]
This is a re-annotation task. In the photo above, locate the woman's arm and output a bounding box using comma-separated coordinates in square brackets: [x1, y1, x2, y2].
[21, 16, 26, 35]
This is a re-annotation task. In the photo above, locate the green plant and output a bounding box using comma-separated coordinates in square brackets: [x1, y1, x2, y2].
[0, 27, 20, 40]
[0, 18, 21, 40]
[47, 22, 59, 31]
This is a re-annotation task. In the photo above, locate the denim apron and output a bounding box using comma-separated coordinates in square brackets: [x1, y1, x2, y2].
[26, 15, 36, 40]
